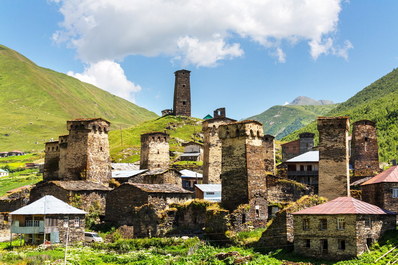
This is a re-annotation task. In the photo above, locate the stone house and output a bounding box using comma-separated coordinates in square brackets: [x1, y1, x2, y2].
[180, 169, 202, 190]
[281, 132, 314, 162]
[105, 183, 193, 227]
[361, 166, 398, 213]
[29, 181, 111, 215]
[126, 169, 182, 186]
[111, 169, 148, 184]
[10, 195, 86, 244]
[180, 141, 203, 161]
[285, 151, 319, 193]
[7, 150, 25, 156]
[292, 197, 396, 260]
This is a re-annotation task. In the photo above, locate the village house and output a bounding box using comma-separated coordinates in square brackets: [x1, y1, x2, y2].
[7, 150, 25, 156]
[361, 166, 398, 213]
[0, 169, 9, 177]
[194, 184, 221, 202]
[293, 197, 396, 260]
[0, 152, 8, 157]
[180, 169, 202, 190]
[286, 151, 319, 193]
[10, 195, 86, 244]
[281, 132, 314, 162]
[179, 141, 203, 161]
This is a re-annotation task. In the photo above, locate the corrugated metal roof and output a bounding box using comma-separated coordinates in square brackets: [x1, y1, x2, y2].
[351, 177, 372, 186]
[112, 169, 147, 179]
[10, 195, 86, 215]
[127, 183, 192, 193]
[195, 184, 221, 193]
[180, 152, 201, 157]
[361, 166, 398, 185]
[292, 197, 396, 215]
[180, 169, 203, 179]
[286, 151, 319, 163]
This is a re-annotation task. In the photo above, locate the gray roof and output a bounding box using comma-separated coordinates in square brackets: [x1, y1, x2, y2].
[10, 195, 86, 215]
[180, 152, 201, 157]
[195, 184, 221, 193]
[111, 163, 140, 171]
[112, 169, 148, 179]
[286, 151, 319, 163]
[49, 181, 111, 191]
[127, 183, 192, 193]
[0, 169, 8, 173]
[180, 169, 203, 179]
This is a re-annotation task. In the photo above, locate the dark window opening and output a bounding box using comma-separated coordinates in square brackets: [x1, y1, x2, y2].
[305, 239, 310, 248]
[319, 219, 327, 230]
[338, 239, 346, 250]
[300, 165, 305, 171]
[256, 209, 260, 218]
[366, 238, 373, 247]
[307, 165, 312, 171]
[321, 239, 328, 253]
[182, 101, 186, 105]
[365, 137, 369, 142]
[242, 213, 246, 224]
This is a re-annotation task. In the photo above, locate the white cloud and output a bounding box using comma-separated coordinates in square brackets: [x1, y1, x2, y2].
[51, 0, 349, 66]
[67, 60, 141, 102]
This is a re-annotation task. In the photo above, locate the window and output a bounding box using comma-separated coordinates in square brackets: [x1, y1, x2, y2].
[321, 239, 328, 253]
[365, 216, 372, 228]
[319, 219, 327, 230]
[74, 217, 80, 227]
[305, 239, 311, 248]
[303, 218, 310, 231]
[242, 213, 246, 224]
[338, 239, 346, 250]
[63, 217, 69, 228]
[393, 188, 398, 198]
[255, 205, 260, 218]
[300, 165, 305, 171]
[366, 238, 373, 247]
[307, 165, 312, 171]
[337, 218, 345, 230]
[206, 192, 215, 195]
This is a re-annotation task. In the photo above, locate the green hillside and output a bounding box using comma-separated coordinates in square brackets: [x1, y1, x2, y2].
[0, 45, 158, 152]
[247, 104, 337, 139]
[283, 68, 398, 162]
[109, 115, 203, 162]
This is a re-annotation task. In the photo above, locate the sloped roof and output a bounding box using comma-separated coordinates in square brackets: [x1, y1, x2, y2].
[362, 166, 398, 185]
[49, 181, 111, 191]
[112, 170, 148, 179]
[0, 169, 8, 173]
[292, 197, 396, 215]
[286, 151, 319, 163]
[111, 163, 140, 171]
[180, 169, 203, 179]
[195, 184, 221, 193]
[10, 195, 86, 215]
[127, 183, 192, 194]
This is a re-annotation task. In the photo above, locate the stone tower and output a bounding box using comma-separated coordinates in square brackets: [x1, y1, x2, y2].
[202, 108, 236, 184]
[173, 69, 191, 116]
[263, 134, 275, 174]
[219, 120, 267, 211]
[43, 141, 60, 181]
[350, 120, 380, 177]
[140, 132, 170, 170]
[317, 117, 350, 200]
[58, 118, 111, 185]
[299, 132, 315, 154]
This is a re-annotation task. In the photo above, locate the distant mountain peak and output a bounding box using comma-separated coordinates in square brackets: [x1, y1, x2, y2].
[289, 96, 334, 106]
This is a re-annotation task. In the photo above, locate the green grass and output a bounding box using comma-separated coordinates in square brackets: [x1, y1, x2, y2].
[0, 170, 42, 197]
[0, 44, 157, 152]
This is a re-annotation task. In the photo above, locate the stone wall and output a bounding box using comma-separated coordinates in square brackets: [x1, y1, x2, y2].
[350, 120, 380, 177]
[281, 140, 300, 162]
[129, 170, 181, 186]
[43, 141, 60, 181]
[173, 70, 191, 116]
[202, 117, 235, 184]
[362, 182, 398, 213]
[299, 132, 315, 155]
[53, 214, 86, 243]
[0, 213, 10, 242]
[219, 120, 267, 212]
[317, 117, 350, 200]
[266, 175, 314, 203]
[140, 132, 170, 170]
[263, 135, 275, 174]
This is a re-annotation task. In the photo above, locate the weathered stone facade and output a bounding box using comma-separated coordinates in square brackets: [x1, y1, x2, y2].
[263, 134, 275, 174]
[317, 117, 350, 200]
[299, 132, 315, 155]
[173, 70, 191, 116]
[43, 141, 60, 181]
[0, 213, 10, 242]
[266, 175, 314, 203]
[140, 132, 170, 170]
[202, 113, 236, 184]
[282, 132, 315, 162]
[105, 183, 193, 227]
[293, 214, 396, 259]
[350, 120, 380, 177]
[219, 120, 267, 216]
[362, 181, 398, 213]
[128, 169, 182, 186]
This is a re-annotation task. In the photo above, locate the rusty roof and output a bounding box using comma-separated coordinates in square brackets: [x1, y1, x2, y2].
[127, 183, 192, 194]
[49, 181, 112, 191]
[361, 166, 398, 185]
[292, 197, 396, 215]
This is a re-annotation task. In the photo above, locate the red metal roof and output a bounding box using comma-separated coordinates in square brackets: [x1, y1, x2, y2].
[292, 197, 396, 215]
[361, 166, 398, 185]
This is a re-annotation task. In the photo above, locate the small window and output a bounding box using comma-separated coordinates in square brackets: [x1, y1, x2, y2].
[319, 219, 327, 230]
[366, 238, 373, 247]
[206, 192, 215, 195]
[242, 213, 246, 224]
[182, 101, 186, 105]
[365, 216, 372, 228]
[392, 188, 398, 198]
[338, 239, 346, 250]
[303, 218, 310, 231]
[300, 165, 305, 171]
[63, 217, 69, 228]
[337, 218, 345, 230]
[74, 217, 80, 227]
[321, 239, 328, 252]
[307, 165, 312, 171]
[305, 239, 311, 248]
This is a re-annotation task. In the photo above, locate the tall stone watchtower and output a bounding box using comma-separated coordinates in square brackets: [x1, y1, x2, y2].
[202, 108, 236, 184]
[140, 132, 170, 170]
[263, 134, 275, 174]
[173, 70, 191, 116]
[317, 117, 350, 200]
[219, 120, 267, 211]
[350, 120, 380, 177]
[58, 118, 111, 185]
[43, 141, 60, 181]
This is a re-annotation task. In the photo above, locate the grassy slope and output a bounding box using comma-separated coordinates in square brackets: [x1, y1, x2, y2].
[109, 115, 203, 162]
[0, 45, 157, 152]
[282, 68, 398, 162]
[247, 104, 337, 139]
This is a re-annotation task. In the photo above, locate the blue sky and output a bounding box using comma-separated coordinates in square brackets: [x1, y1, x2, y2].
[1, 0, 398, 120]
